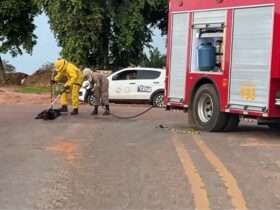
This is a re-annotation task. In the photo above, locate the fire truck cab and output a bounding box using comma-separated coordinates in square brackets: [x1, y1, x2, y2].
[165, 0, 280, 131]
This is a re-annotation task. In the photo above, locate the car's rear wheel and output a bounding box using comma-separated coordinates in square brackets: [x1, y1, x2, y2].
[88, 94, 97, 106]
[191, 84, 228, 132]
[152, 92, 164, 108]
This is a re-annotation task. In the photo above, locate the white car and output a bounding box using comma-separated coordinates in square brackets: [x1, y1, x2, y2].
[108, 67, 166, 107]
[79, 80, 96, 106]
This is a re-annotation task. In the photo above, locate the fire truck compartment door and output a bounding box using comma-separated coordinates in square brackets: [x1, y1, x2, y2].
[168, 12, 189, 102]
[230, 6, 273, 109]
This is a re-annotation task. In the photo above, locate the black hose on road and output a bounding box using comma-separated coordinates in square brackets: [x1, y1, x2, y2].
[107, 105, 154, 120]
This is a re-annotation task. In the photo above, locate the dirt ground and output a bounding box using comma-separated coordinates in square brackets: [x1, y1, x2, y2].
[0, 87, 50, 105]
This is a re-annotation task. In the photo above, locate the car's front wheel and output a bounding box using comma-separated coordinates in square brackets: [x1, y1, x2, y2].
[152, 92, 164, 108]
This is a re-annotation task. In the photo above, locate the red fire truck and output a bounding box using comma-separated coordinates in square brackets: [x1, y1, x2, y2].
[165, 0, 280, 131]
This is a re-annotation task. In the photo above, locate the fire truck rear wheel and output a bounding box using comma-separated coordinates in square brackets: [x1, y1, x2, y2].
[192, 84, 228, 132]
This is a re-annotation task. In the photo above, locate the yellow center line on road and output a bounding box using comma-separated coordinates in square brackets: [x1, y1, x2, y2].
[172, 135, 211, 210]
[193, 135, 248, 210]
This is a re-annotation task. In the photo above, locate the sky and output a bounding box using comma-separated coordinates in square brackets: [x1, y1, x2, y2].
[3, 14, 166, 75]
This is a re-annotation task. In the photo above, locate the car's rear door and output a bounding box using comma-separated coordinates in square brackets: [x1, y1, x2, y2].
[131, 70, 162, 100]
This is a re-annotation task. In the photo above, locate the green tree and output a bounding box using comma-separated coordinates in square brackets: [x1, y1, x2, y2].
[35, 0, 105, 67]
[38, 62, 54, 72]
[141, 48, 166, 68]
[143, 0, 168, 35]
[3, 60, 16, 73]
[99, 0, 168, 68]
[36, 0, 168, 69]
[0, 0, 38, 84]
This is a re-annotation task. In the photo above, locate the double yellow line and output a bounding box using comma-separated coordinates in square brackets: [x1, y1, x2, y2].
[173, 134, 247, 210]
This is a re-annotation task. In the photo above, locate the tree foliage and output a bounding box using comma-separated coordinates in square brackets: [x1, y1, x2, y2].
[3, 60, 16, 73]
[38, 62, 54, 72]
[141, 48, 166, 69]
[35, 0, 104, 67]
[109, 0, 167, 68]
[0, 0, 38, 84]
[35, 0, 168, 69]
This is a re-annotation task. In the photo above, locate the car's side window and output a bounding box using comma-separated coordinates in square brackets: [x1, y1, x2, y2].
[113, 70, 138, 81]
[137, 70, 161, 80]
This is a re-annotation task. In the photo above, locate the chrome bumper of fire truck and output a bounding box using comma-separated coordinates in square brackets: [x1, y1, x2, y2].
[228, 104, 267, 112]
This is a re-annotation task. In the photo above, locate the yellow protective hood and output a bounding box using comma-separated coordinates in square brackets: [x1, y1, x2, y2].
[54, 59, 67, 73]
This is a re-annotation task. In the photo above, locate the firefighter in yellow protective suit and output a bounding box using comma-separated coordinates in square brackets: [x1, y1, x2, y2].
[53, 59, 83, 115]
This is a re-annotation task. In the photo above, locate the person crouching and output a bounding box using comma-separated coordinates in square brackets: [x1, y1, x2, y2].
[52, 59, 83, 115]
[83, 68, 110, 115]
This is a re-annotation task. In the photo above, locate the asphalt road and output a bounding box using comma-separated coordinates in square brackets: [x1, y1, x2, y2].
[0, 104, 280, 210]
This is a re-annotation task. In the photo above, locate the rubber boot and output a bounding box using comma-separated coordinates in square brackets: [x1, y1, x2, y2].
[71, 108, 79, 116]
[103, 105, 110, 116]
[59, 105, 68, 113]
[92, 106, 99, 115]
